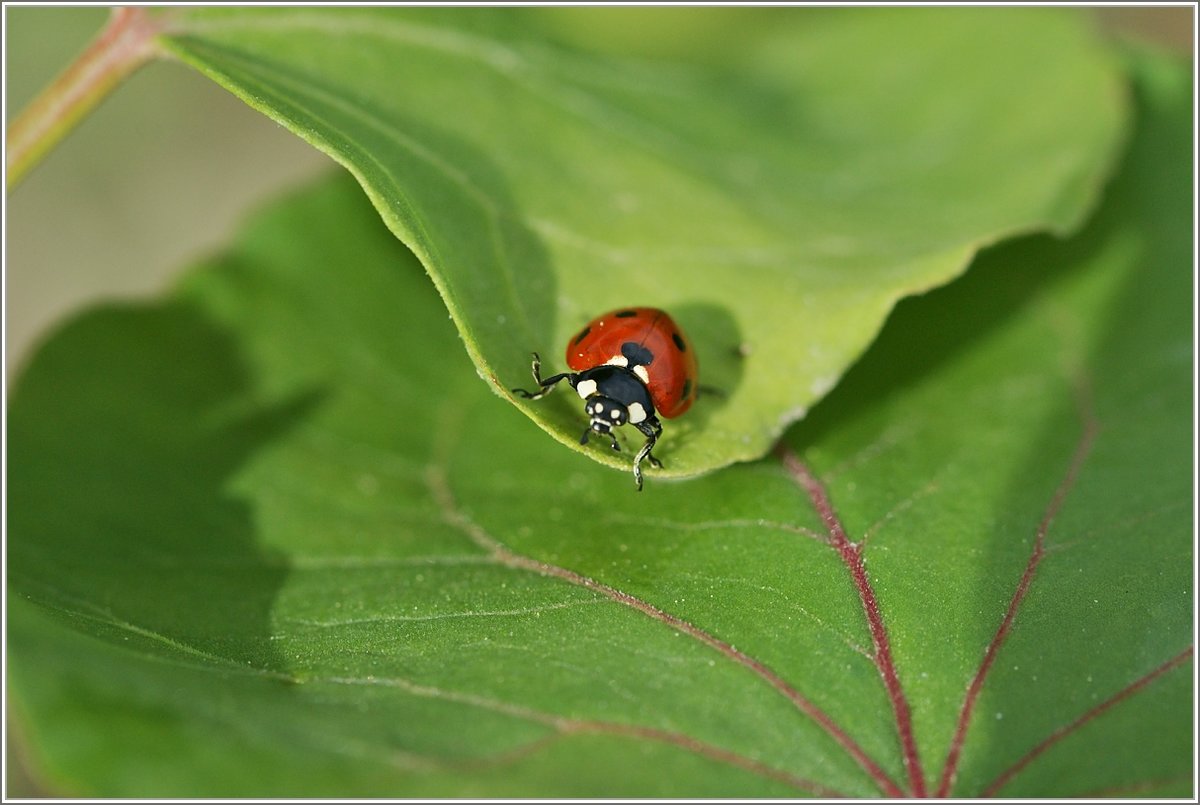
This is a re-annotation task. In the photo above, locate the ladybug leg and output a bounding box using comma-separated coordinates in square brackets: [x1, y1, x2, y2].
[578, 426, 621, 452]
[512, 352, 572, 400]
[631, 417, 664, 491]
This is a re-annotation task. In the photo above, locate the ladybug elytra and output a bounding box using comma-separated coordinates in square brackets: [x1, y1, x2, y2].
[513, 307, 698, 491]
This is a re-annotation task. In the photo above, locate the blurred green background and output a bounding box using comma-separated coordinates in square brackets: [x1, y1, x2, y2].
[5, 7, 331, 384]
[3, 5, 1192, 796]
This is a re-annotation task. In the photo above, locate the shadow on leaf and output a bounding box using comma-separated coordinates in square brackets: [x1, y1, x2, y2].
[8, 300, 324, 674]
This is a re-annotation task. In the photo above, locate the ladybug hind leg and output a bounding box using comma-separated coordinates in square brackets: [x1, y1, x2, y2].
[631, 417, 664, 491]
[512, 352, 572, 400]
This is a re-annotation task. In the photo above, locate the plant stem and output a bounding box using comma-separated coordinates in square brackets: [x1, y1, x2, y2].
[6, 7, 162, 191]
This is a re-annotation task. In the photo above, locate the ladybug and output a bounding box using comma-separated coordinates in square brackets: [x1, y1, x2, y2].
[513, 307, 698, 490]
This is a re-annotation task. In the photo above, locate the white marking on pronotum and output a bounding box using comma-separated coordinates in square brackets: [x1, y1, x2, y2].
[627, 402, 647, 424]
[633, 365, 650, 384]
[610, 409, 621, 420]
[605, 354, 629, 367]
[576, 379, 597, 399]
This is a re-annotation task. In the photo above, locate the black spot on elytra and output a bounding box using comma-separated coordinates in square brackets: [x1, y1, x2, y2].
[682, 378, 693, 400]
[615, 310, 638, 318]
[573, 326, 591, 345]
[672, 332, 686, 352]
[622, 341, 654, 367]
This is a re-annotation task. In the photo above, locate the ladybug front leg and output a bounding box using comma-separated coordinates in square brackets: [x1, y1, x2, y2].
[579, 426, 622, 453]
[512, 352, 573, 400]
[631, 417, 664, 491]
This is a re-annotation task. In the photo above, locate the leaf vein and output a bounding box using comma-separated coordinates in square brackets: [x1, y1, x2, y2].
[284, 597, 608, 628]
[319, 673, 846, 796]
[424, 462, 902, 796]
[935, 377, 1100, 796]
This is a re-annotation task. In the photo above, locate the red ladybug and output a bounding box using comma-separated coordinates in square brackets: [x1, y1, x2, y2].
[513, 307, 698, 490]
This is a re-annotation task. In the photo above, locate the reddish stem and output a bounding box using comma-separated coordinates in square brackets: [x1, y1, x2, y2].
[778, 446, 928, 797]
[7, 7, 161, 189]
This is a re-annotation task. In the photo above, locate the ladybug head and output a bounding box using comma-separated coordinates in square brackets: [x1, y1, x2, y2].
[583, 395, 628, 436]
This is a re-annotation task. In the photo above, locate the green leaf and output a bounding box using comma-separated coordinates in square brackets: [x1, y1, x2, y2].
[778, 50, 1194, 798]
[153, 7, 1127, 478]
[7, 50, 1190, 797]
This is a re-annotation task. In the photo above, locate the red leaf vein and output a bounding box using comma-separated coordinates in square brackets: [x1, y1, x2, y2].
[979, 646, 1194, 797]
[427, 465, 902, 797]
[778, 445, 927, 797]
[936, 385, 1099, 797]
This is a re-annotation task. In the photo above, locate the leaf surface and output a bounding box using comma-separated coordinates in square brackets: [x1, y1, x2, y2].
[153, 7, 1128, 477]
[8, 49, 1191, 797]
